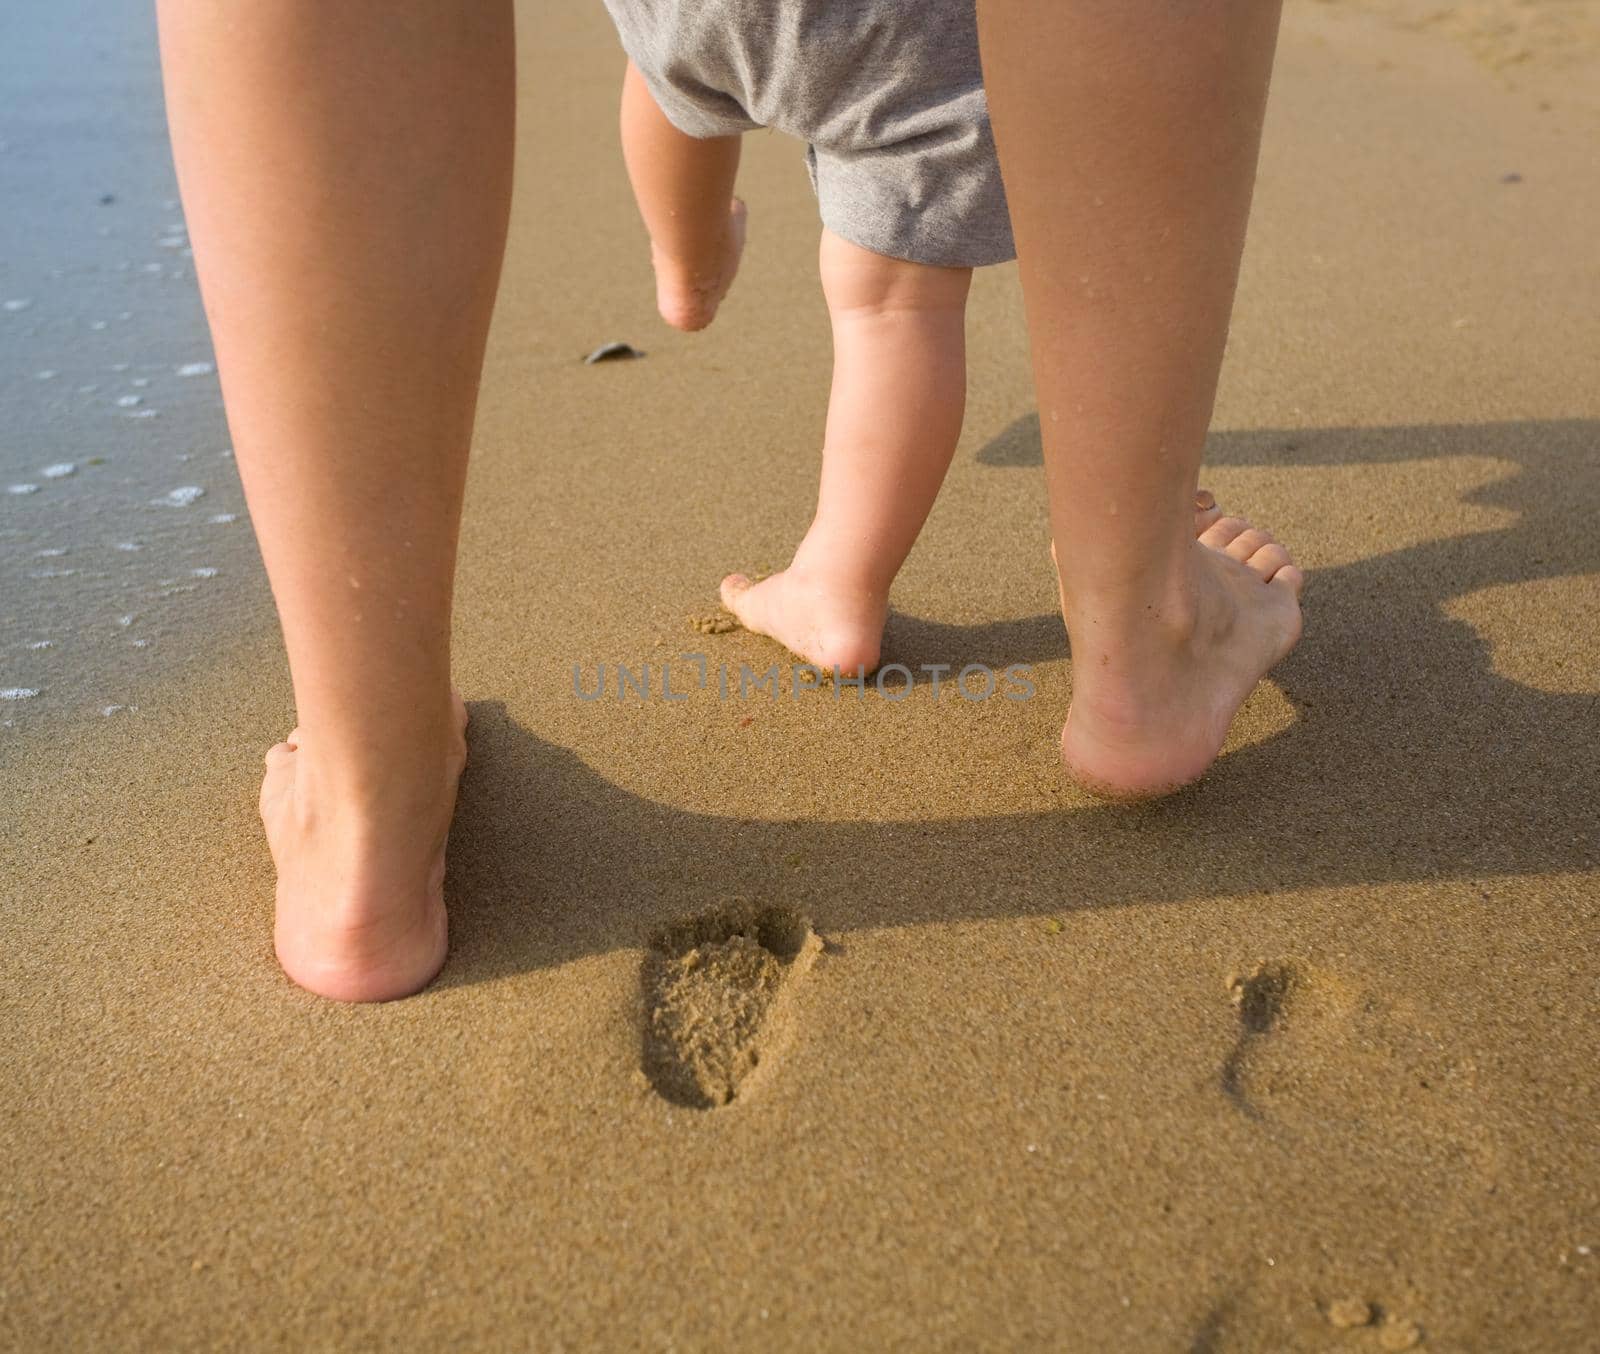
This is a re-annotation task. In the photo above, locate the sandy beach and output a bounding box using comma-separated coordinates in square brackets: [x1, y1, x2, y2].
[3, 1, 1598, 1348]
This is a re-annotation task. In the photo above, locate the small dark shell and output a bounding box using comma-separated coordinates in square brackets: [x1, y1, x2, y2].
[583, 341, 646, 365]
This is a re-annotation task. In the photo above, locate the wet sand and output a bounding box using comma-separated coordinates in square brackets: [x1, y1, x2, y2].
[0, 0, 247, 732]
[3, 2, 1599, 1349]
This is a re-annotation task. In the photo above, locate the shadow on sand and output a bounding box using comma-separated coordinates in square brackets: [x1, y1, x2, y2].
[440, 417, 1599, 989]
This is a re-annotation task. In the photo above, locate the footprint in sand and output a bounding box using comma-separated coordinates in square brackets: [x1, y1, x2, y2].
[640, 902, 820, 1109]
[1220, 959, 1298, 1118]
[1217, 957, 1496, 1173]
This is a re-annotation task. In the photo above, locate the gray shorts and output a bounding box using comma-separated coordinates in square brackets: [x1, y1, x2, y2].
[601, 0, 1015, 269]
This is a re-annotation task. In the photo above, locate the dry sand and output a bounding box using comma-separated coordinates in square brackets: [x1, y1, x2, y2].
[4, 1, 1599, 1348]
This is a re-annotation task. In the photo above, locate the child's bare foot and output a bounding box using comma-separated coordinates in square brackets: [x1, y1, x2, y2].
[1060, 515, 1304, 799]
[652, 197, 747, 332]
[719, 566, 888, 675]
[261, 690, 469, 1001]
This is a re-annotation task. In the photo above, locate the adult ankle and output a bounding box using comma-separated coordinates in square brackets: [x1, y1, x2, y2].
[293, 714, 463, 812]
[1063, 556, 1206, 658]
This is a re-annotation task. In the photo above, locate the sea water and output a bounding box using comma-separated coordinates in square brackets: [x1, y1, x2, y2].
[0, 0, 260, 735]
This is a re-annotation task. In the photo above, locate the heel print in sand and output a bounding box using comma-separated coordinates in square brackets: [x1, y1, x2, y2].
[641, 902, 820, 1108]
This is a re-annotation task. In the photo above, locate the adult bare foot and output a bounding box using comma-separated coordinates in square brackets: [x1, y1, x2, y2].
[1060, 516, 1304, 799]
[719, 566, 888, 676]
[262, 690, 469, 1001]
[652, 197, 747, 332]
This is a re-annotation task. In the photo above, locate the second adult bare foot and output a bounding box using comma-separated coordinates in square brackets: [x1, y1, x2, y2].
[1060, 516, 1304, 800]
[652, 197, 747, 333]
[262, 690, 469, 1001]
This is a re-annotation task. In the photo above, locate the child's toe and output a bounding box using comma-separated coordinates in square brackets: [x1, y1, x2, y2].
[719, 573, 754, 610]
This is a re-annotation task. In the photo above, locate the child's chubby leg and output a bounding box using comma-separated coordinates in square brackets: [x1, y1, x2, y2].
[721, 229, 972, 674]
[719, 230, 1232, 677]
[620, 61, 747, 332]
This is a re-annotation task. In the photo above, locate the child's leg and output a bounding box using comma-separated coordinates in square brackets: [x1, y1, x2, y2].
[721, 229, 972, 674]
[620, 61, 747, 332]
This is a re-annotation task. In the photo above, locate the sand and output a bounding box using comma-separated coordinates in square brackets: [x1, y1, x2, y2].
[3, 1, 1599, 1348]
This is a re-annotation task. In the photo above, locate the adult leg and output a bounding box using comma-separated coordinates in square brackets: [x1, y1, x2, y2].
[157, 0, 515, 998]
[977, 0, 1304, 797]
[620, 60, 747, 332]
[721, 230, 971, 675]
